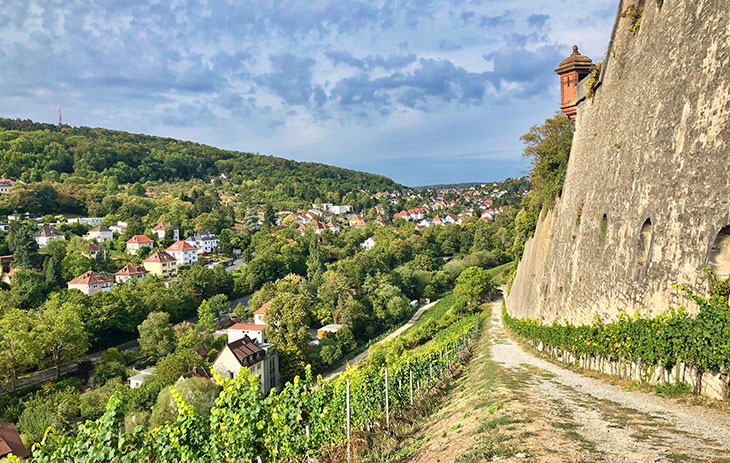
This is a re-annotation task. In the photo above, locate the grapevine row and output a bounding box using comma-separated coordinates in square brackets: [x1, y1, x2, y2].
[503, 285, 730, 380]
[26, 315, 484, 463]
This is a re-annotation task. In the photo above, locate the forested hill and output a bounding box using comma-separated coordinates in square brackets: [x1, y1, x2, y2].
[0, 117, 400, 196]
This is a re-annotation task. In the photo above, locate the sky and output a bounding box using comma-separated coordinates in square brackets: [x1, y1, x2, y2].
[0, 0, 618, 186]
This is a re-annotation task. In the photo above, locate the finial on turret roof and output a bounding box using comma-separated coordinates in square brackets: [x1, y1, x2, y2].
[572, 45, 579, 54]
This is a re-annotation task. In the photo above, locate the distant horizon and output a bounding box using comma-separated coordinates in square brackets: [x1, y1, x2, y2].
[0, 0, 616, 185]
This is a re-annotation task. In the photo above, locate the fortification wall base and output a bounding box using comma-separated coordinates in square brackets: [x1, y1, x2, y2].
[530, 340, 728, 400]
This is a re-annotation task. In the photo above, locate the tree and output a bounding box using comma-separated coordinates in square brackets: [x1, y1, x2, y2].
[43, 241, 66, 288]
[36, 302, 89, 378]
[3, 269, 50, 310]
[138, 312, 175, 361]
[174, 321, 205, 351]
[7, 221, 40, 269]
[94, 348, 126, 386]
[150, 377, 221, 427]
[0, 308, 38, 390]
[149, 349, 206, 387]
[454, 266, 495, 306]
[521, 113, 575, 213]
[265, 292, 310, 382]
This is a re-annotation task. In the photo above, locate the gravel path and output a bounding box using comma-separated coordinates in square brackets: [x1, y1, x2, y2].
[490, 300, 730, 462]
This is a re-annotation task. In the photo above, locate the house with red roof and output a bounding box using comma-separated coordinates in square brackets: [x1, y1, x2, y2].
[253, 301, 270, 325]
[152, 221, 180, 241]
[115, 264, 149, 283]
[67, 271, 114, 295]
[165, 240, 198, 266]
[144, 251, 178, 277]
[126, 235, 154, 255]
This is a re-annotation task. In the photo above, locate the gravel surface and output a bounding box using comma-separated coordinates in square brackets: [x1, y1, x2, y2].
[491, 301, 730, 462]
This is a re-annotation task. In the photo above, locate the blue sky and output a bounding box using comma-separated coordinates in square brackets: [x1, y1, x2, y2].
[0, 0, 617, 186]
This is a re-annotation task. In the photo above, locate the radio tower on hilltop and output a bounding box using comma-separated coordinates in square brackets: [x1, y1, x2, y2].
[58, 102, 62, 128]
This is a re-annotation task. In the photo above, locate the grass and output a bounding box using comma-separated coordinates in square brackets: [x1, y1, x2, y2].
[654, 381, 692, 397]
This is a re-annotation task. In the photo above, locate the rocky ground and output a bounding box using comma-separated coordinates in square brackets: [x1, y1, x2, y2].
[379, 300, 730, 463]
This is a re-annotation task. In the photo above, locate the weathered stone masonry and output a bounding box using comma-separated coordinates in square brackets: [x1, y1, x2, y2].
[508, 0, 730, 325]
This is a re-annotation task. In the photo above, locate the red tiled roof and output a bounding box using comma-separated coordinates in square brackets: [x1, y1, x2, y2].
[115, 264, 149, 276]
[253, 301, 271, 315]
[152, 221, 174, 231]
[126, 235, 154, 244]
[145, 250, 176, 263]
[229, 323, 267, 331]
[68, 271, 113, 286]
[166, 240, 198, 252]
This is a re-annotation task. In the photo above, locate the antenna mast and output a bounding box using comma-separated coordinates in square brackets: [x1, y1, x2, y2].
[58, 103, 62, 127]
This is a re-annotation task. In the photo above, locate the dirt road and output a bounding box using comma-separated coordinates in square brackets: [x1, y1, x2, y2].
[400, 300, 730, 463]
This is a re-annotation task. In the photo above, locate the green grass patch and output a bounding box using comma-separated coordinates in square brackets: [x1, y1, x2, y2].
[654, 381, 691, 397]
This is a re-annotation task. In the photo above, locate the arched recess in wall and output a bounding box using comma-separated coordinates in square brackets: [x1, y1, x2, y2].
[709, 225, 730, 279]
[598, 213, 608, 246]
[636, 218, 653, 279]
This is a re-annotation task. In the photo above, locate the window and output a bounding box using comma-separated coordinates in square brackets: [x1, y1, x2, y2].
[709, 226, 730, 279]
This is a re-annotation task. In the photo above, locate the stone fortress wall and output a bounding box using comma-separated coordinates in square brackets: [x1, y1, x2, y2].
[507, 0, 730, 324]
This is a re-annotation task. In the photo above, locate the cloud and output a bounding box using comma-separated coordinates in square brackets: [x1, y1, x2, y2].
[0, 0, 618, 184]
[256, 53, 316, 106]
[527, 14, 550, 30]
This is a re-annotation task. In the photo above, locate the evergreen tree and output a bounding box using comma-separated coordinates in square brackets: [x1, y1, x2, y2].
[8, 221, 40, 269]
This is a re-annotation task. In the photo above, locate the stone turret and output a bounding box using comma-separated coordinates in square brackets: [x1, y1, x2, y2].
[555, 45, 593, 120]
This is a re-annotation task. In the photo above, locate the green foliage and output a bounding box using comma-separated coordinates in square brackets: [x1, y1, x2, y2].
[622, 5, 644, 33]
[520, 114, 575, 214]
[7, 221, 40, 269]
[504, 281, 730, 382]
[454, 266, 495, 306]
[137, 312, 176, 361]
[29, 308, 482, 463]
[0, 117, 400, 215]
[585, 62, 602, 98]
[94, 348, 126, 386]
[149, 377, 221, 428]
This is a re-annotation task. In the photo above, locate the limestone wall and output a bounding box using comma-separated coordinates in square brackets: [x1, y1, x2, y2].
[507, 0, 730, 324]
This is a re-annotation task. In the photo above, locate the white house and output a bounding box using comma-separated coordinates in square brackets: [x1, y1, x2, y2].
[109, 221, 128, 234]
[84, 225, 114, 242]
[330, 205, 353, 215]
[128, 367, 155, 389]
[0, 222, 9, 232]
[253, 301, 269, 325]
[67, 271, 114, 295]
[114, 264, 149, 283]
[165, 240, 199, 266]
[228, 323, 267, 344]
[0, 179, 13, 194]
[360, 237, 376, 251]
[84, 242, 106, 260]
[152, 221, 179, 241]
[34, 225, 65, 248]
[126, 235, 154, 255]
[212, 336, 279, 394]
[185, 232, 219, 254]
[68, 217, 103, 226]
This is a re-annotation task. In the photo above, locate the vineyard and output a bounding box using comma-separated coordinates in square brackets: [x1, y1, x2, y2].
[19, 313, 484, 463]
[503, 282, 730, 392]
